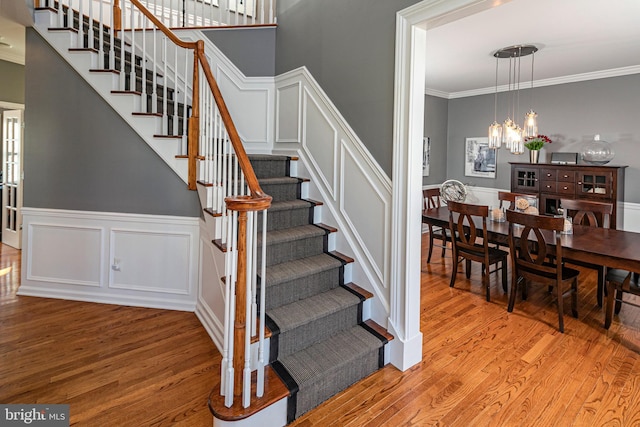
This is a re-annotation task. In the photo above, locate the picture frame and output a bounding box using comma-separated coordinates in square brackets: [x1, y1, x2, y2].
[465, 137, 496, 178]
[422, 137, 430, 176]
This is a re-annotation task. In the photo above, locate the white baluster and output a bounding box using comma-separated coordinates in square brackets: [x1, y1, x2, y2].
[243, 211, 253, 408]
[162, 35, 168, 132]
[119, 0, 126, 90]
[67, 0, 73, 31]
[172, 44, 178, 135]
[151, 26, 157, 113]
[109, 0, 115, 69]
[141, 15, 147, 110]
[77, 0, 83, 48]
[257, 209, 267, 397]
[98, 0, 104, 68]
[57, 0, 63, 27]
[129, 3, 136, 92]
[269, 0, 273, 24]
[234, 0, 238, 25]
[182, 50, 188, 153]
[88, 0, 94, 48]
[223, 207, 236, 406]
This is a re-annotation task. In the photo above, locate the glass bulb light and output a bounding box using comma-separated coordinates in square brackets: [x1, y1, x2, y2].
[488, 121, 502, 148]
[523, 110, 538, 138]
[502, 118, 514, 148]
[510, 126, 524, 154]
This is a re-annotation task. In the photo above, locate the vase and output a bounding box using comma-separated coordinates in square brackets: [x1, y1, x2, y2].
[529, 150, 539, 164]
[581, 134, 614, 165]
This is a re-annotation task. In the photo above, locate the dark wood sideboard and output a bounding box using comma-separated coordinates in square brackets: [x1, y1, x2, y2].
[510, 162, 626, 229]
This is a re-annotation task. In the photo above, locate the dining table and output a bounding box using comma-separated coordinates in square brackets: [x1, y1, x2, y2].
[423, 205, 640, 284]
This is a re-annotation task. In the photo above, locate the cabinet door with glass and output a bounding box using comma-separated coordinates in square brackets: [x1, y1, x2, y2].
[512, 166, 539, 192]
[577, 171, 612, 199]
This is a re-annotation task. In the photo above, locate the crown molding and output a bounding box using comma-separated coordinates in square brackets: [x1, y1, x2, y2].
[428, 65, 640, 99]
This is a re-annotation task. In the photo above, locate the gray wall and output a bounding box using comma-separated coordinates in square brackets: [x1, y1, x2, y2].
[445, 73, 640, 202]
[423, 95, 448, 185]
[24, 29, 201, 216]
[0, 59, 25, 104]
[275, 0, 421, 176]
[203, 27, 276, 77]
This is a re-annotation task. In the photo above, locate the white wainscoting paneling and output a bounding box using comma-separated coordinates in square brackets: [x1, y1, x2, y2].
[302, 88, 338, 201]
[276, 82, 301, 143]
[217, 67, 271, 144]
[622, 202, 640, 233]
[340, 142, 388, 285]
[109, 229, 192, 294]
[20, 208, 200, 311]
[195, 219, 228, 351]
[274, 67, 393, 324]
[28, 224, 103, 287]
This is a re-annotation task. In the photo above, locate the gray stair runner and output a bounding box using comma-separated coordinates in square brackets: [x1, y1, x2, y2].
[250, 155, 388, 422]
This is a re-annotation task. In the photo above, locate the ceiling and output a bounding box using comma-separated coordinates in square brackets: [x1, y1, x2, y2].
[1, 0, 639, 94]
[424, 0, 640, 99]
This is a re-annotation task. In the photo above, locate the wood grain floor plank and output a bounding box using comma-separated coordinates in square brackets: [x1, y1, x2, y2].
[5, 233, 640, 426]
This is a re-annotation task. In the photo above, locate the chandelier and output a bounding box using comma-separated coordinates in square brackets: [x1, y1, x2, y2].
[488, 45, 539, 154]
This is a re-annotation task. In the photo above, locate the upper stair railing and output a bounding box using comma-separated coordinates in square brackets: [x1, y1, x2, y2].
[139, 0, 277, 27]
[35, 0, 272, 409]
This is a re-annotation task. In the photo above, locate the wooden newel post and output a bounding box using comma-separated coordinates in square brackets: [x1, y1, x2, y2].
[188, 42, 203, 190]
[114, 0, 122, 31]
[233, 210, 248, 398]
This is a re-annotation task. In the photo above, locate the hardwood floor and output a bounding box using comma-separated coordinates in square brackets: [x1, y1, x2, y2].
[291, 235, 640, 426]
[0, 244, 220, 426]
[3, 235, 640, 426]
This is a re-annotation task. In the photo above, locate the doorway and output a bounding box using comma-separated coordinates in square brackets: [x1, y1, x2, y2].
[2, 109, 23, 249]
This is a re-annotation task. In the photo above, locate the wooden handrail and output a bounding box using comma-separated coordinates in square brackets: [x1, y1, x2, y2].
[129, 0, 198, 50]
[129, 0, 270, 204]
[198, 50, 270, 202]
[120, 0, 272, 408]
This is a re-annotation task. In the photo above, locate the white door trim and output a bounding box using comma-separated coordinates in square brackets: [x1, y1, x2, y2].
[2, 109, 24, 249]
[390, 0, 512, 371]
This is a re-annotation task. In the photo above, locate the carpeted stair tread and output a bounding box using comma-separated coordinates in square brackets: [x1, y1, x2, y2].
[267, 287, 360, 333]
[249, 154, 290, 179]
[279, 325, 383, 416]
[249, 154, 290, 161]
[258, 176, 301, 185]
[263, 253, 343, 286]
[257, 224, 327, 267]
[258, 225, 326, 246]
[267, 199, 313, 212]
[281, 325, 382, 383]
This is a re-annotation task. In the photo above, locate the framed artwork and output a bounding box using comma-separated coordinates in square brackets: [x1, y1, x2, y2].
[465, 137, 496, 178]
[422, 137, 430, 176]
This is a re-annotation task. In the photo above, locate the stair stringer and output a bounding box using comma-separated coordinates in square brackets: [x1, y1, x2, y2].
[32, 9, 189, 184]
[272, 68, 393, 344]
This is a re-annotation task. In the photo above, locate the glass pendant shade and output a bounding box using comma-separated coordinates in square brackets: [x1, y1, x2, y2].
[523, 110, 538, 138]
[502, 118, 514, 149]
[488, 121, 502, 148]
[510, 126, 524, 154]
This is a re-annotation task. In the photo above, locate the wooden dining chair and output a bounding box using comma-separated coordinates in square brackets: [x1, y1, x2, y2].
[447, 201, 508, 302]
[494, 191, 526, 249]
[506, 210, 580, 333]
[423, 188, 451, 263]
[604, 269, 640, 329]
[498, 191, 526, 210]
[560, 198, 613, 307]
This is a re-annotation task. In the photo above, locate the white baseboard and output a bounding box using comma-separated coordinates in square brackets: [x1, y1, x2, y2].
[20, 208, 200, 311]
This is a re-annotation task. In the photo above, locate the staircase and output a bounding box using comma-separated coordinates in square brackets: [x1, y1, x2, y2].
[243, 155, 392, 421]
[32, 2, 393, 424]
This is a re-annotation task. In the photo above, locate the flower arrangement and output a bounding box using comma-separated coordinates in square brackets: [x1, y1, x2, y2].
[524, 134, 552, 151]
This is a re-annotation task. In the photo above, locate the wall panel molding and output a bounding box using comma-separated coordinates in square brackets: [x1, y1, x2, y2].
[274, 67, 392, 323]
[20, 208, 200, 311]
